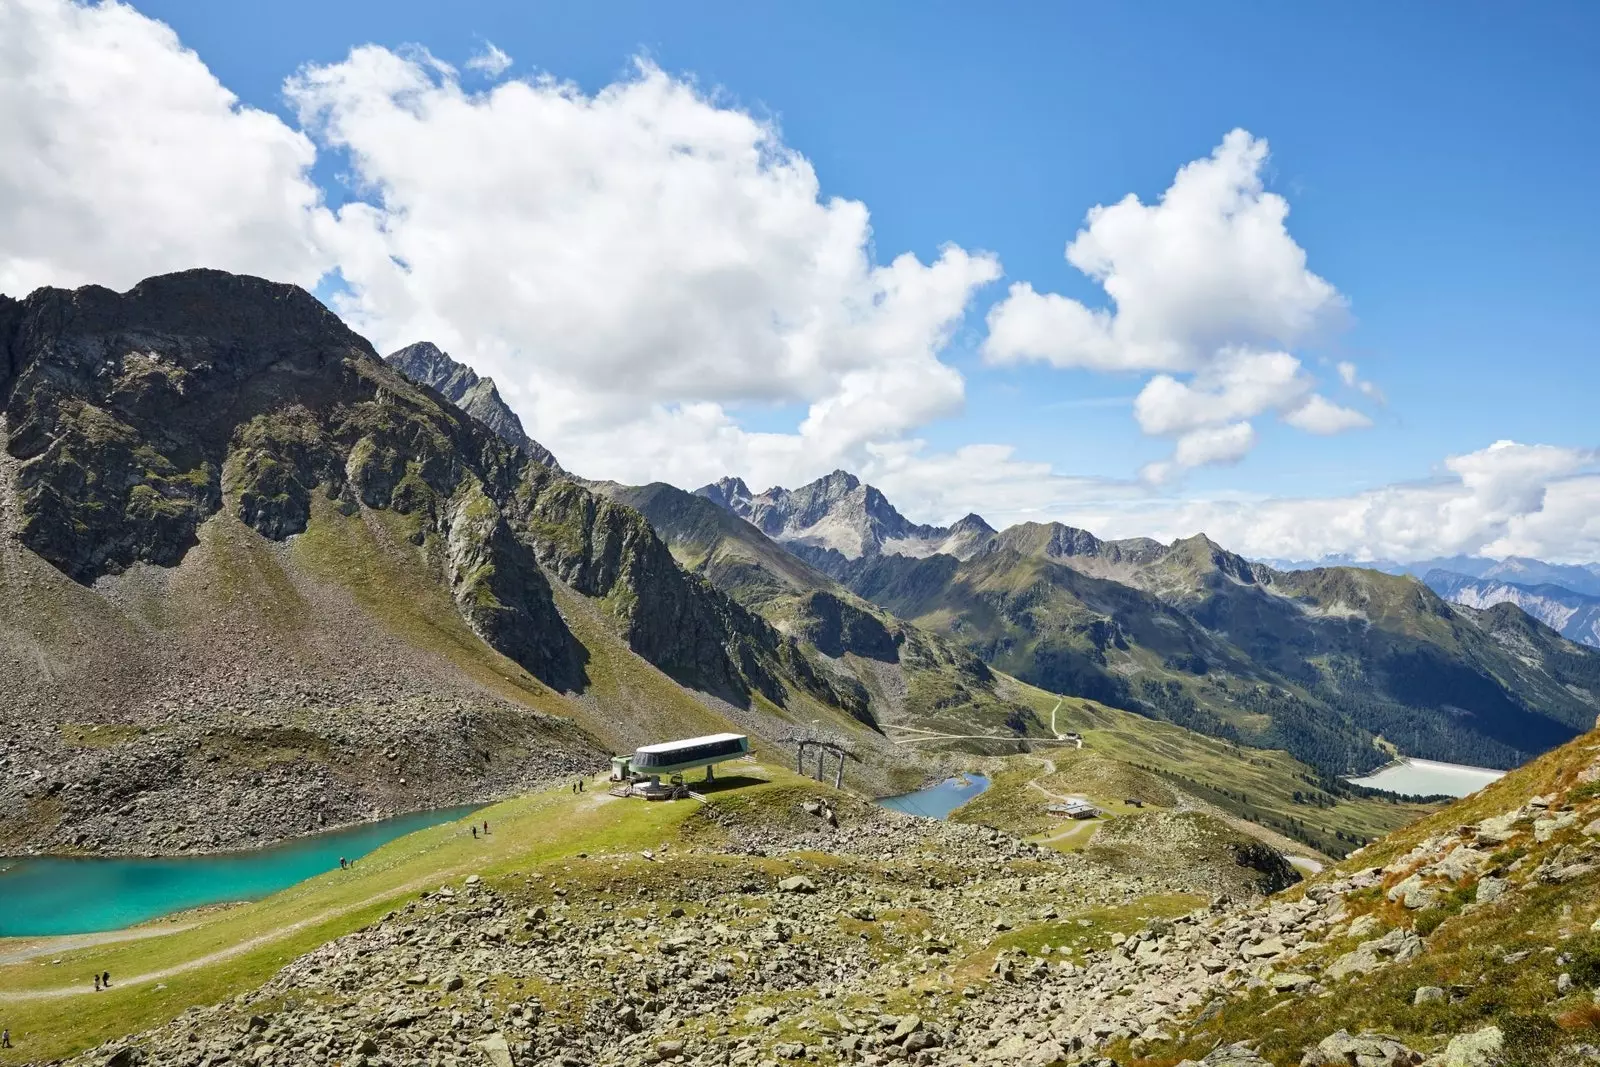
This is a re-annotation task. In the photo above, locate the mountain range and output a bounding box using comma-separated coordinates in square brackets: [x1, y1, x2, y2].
[683, 470, 1600, 777]
[1265, 552, 1600, 593]
[0, 270, 887, 855]
[5, 268, 1599, 863]
[1425, 569, 1600, 649]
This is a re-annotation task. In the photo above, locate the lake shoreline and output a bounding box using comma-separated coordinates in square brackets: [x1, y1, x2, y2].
[0, 798, 497, 863]
[0, 804, 482, 937]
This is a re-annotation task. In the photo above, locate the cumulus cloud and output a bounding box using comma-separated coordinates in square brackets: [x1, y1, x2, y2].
[984, 129, 1372, 474]
[464, 42, 512, 76]
[7, 6, 1591, 567]
[985, 129, 1343, 373]
[1085, 440, 1600, 564]
[1283, 394, 1372, 435]
[287, 48, 999, 484]
[0, 0, 331, 295]
[864, 437, 1600, 567]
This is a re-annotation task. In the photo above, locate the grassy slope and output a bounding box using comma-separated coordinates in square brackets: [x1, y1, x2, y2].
[0, 787, 680, 1061]
[845, 541, 1600, 776]
[598, 481, 1044, 745]
[1129, 729, 1600, 1067]
[995, 678, 1433, 858]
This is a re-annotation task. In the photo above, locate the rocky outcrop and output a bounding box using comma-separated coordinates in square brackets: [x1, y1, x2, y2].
[0, 270, 857, 707]
[0, 271, 881, 853]
[385, 341, 562, 472]
[696, 470, 994, 562]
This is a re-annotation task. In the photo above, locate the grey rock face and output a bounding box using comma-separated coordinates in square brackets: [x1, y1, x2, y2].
[385, 341, 562, 472]
[695, 469, 994, 562]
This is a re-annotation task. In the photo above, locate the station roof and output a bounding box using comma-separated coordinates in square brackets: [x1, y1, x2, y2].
[634, 732, 746, 756]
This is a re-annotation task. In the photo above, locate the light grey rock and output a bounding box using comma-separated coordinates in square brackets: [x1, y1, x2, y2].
[1300, 1029, 1420, 1067]
[1440, 1026, 1503, 1067]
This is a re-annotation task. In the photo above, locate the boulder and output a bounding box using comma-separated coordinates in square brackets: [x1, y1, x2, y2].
[1300, 1030, 1420, 1067]
[474, 1033, 514, 1067]
[1439, 1026, 1502, 1067]
[777, 875, 817, 895]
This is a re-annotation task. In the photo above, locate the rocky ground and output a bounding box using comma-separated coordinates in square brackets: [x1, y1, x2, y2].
[0, 461, 599, 855]
[47, 732, 1600, 1067]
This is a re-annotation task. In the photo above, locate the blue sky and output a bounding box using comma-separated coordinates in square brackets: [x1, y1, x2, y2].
[133, 0, 1600, 500]
[6, 0, 1599, 559]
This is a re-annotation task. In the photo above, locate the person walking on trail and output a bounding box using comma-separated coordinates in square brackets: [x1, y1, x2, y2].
[102, 971, 110, 987]
[482, 820, 489, 834]
[471, 826, 478, 839]
[2, 1026, 11, 1048]
[93, 974, 100, 991]
[339, 856, 347, 870]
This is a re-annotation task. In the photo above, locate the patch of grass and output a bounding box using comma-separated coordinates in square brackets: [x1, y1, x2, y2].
[58, 723, 144, 748]
[999, 678, 1433, 859]
[0, 765, 811, 1063]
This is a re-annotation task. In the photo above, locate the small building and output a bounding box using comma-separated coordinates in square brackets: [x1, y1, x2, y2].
[1046, 799, 1101, 820]
[611, 733, 750, 785]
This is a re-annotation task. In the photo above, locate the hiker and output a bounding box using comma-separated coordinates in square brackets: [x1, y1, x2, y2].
[2, 1027, 11, 1048]
[102, 971, 110, 987]
[471, 825, 478, 839]
[94, 974, 101, 991]
[339, 856, 347, 870]
[579, 778, 585, 793]
[571, 780, 577, 793]
[482, 820, 489, 834]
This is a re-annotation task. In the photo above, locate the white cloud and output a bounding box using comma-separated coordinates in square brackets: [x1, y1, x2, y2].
[1283, 394, 1372, 435]
[984, 129, 1343, 373]
[0, 0, 332, 296]
[464, 42, 512, 77]
[855, 437, 1600, 567]
[287, 48, 999, 484]
[1337, 359, 1386, 403]
[1174, 422, 1256, 468]
[8, 8, 1589, 569]
[1087, 440, 1600, 564]
[983, 129, 1373, 475]
[1134, 349, 1309, 436]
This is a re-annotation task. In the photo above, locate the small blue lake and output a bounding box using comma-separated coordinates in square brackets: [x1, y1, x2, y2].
[0, 806, 480, 937]
[876, 774, 990, 819]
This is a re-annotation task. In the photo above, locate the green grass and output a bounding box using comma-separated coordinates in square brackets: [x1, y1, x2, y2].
[0, 766, 810, 1063]
[58, 723, 145, 748]
[1000, 679, 1433, 858]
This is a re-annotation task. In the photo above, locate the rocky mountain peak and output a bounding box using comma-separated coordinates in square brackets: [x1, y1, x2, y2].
[696, 468, 993, 563]
[697, 476, 753, 510]
[383, 342, 561, 472]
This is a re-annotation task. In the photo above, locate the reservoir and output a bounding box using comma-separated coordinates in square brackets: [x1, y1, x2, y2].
[0, 805, 479, 937]
[876, 774, 989, 819]
[1346, 758, 1505, 798]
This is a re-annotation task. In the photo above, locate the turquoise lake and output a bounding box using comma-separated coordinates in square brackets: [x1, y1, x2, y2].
[0, 806, 480, 937]
[875, 774, 990, 819]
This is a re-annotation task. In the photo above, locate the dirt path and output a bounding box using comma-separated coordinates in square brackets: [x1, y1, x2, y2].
[0, 790, 622, 1002]
[0, 923, 200, 966]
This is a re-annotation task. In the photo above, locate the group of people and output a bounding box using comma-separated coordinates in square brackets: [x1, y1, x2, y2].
[570, 777, 586, 793]
[471, 819, 489, 839]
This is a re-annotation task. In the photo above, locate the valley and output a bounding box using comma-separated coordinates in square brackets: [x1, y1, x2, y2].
[0, 269, 1596, 1067]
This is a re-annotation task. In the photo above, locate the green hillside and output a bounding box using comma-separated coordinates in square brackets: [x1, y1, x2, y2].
[830, 528, 1600, 775]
